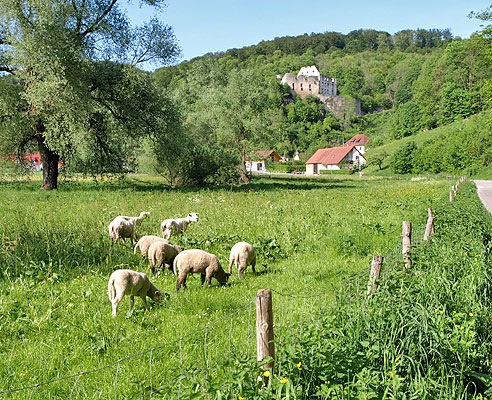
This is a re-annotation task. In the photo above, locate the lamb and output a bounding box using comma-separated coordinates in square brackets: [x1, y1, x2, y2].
[108, 211, 150, 245]
[107, 269, 162, 317]
[134, 235, 171, 257]
[161, 213, 199, 240]
[228, 241, 256, 280]
[148, 241, 184, 275]
[173, 249, 230, 291]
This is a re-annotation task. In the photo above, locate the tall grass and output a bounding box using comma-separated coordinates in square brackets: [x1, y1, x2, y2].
[0, 175, 451, 398]
[200, 181, 492, 399]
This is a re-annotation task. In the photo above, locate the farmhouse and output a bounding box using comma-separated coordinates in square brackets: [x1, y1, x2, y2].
[344, 133, 369, 155]
[4, 153, 43, 171]
[245, 150, 282, 173]
[305, 135, 368, 175]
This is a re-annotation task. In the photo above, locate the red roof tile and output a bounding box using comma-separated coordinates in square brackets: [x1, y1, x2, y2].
[306, 145, 365, 165]
[344, 134, 369, 147]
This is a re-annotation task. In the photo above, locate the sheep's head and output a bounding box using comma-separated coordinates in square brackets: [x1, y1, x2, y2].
[220, 273, 231, 286]
[152, 289, 163, 302]
[173, 245, 184, 253]
[139, 211, 150, 219]
[187, 213, 199, 222]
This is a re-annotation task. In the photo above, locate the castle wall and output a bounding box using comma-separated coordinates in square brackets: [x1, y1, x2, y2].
[280, 66, 361, 118]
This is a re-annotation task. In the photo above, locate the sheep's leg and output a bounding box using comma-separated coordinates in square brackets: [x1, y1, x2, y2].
[129, 296, 134, 312]
[238, 265, 244, 280]
[176, 275, 187, 291]
[251, 260, 256, 274]
[111, 296, 122, 317]
[141, 295, 149, 311]
[206, 270, 213, 287]
[200, 273, 206, 285]
[228, 258, 234, 275]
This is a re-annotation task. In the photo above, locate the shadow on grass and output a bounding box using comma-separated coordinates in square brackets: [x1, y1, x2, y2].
[0, 173, 360, 193]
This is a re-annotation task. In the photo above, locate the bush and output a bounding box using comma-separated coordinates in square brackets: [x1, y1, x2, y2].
[320, 169, 352, 175]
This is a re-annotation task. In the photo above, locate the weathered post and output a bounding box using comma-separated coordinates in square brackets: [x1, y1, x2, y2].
[449, 191, 454, 202]
[367, 255, 383, 296]
[424, 208, 435, 241]
[256, 289, 275, 373]
[402, 221, 412, 269]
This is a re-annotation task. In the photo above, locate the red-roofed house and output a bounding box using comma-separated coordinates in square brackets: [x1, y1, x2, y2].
[305, 144, 366, 174]
[245, 150, 282, 173]
[344, 134, 369, 155]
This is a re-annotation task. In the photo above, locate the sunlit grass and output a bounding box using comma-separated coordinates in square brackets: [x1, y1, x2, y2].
[0, 174, 450, 398]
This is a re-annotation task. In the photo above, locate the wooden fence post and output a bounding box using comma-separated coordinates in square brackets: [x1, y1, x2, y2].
[256, 289, 275, 372]
[449, 191, 454, 202]
[402, 221, 412, 269]
[367, 255, 383, 296]
[424, 208, 435, 241]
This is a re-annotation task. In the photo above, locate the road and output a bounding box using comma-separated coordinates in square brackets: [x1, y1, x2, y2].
[474, 180, 492, 214]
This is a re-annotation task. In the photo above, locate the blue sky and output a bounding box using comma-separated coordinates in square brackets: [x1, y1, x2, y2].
[125, 0, 491, 70]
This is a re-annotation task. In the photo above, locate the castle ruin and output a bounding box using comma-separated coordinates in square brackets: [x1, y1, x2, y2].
[279, 65, 361, 118]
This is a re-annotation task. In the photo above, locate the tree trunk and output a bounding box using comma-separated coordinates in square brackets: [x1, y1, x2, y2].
[37, 134, 59, 190]
[239, 141, 251, 184]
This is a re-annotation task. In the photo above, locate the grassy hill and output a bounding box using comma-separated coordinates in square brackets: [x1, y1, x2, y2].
[363, 111, 492, 177]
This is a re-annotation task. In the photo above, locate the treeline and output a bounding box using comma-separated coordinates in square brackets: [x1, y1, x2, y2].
[155, 28, 453, 86]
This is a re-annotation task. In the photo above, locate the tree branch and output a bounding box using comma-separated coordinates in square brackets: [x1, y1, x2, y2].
[80, 0, 118, 37]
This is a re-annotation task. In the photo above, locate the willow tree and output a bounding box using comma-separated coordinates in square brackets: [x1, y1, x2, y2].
[0, 0, 179, 189]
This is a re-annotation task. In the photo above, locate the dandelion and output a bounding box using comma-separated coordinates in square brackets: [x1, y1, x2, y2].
[434, 308, 439, 313]
[280, 378, 288, 384]
[469, 312, 474, 317]
[239, 397, 244, 400]
[263, 371, 270, 378]
[297, 361, 302, 369]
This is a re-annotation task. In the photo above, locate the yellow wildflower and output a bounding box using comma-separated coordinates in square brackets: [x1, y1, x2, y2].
[263, 370, 270, 378]
[239, 397, 244, 400]
[280, 378, 288, 384]
[469, 312, 474, 317]
[297, 362, 302, 369]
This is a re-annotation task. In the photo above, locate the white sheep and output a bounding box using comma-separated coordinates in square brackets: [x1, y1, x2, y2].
[134, 235, 170, 257]
[173, 249, 230, 291]
[107, 269, 162, 317]
[108, 211, 150, 245]
[161, 212, 199, 240]
[229, 241, 256, 280]
[148, 241, 184, 275]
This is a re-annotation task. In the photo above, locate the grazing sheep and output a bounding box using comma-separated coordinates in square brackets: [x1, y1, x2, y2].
[134, 235, 171, 257]
[173, 249, 230, 291]
[108, 211, 150, 245]
[161, 213, 199, 240]
[148, 242, 184, 275]
[108, 269, 162, 317]
[229, 241, 256, 280]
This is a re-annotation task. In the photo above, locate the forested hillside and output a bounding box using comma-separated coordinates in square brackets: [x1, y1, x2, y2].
[151, 22, 492, 181]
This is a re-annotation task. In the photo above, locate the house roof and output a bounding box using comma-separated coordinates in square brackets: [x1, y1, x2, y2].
[344, 134, 369, 147]
[256, 150, 280, 159]
[305, 145, 365, 165]
[24, 153, 41, 165]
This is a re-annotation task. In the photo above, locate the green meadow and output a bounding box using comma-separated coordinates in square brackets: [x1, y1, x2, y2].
[0, 175, 452, 398]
